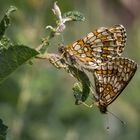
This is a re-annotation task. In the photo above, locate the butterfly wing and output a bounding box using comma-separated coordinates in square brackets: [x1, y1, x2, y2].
[63, 25, 127, 68]
[109, 24, 127, 56]
[94, 57, 137, 113]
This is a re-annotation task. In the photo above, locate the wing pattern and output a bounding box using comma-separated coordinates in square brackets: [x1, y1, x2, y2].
[60, 25, 127, 68]
[93, 57, 137, 113]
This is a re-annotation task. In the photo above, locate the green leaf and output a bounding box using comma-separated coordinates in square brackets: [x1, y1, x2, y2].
[0, 36, 11, 50]
[0, 6, 17, 40]
[72, 83, 83, 105]
[68, 65, 90, 104]
[0, 45, 39, 84]
[63, 11, 85, 21]
[0, 119, 8, 140]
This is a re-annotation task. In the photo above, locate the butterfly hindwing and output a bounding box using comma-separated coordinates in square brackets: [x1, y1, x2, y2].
[93, 57, 137, 113]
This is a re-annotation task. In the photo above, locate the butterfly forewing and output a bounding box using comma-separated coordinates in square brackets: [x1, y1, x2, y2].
[109, 24, 127, 55]
[61, 25, 127, 68]
[94, 57, 137, 113]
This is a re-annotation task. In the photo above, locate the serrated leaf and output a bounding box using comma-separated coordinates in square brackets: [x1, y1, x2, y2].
[63, 11, 85, 21]
[0, 6, 17, 40]
[0, 45, 39, 84]
[0, 119, 8, 140]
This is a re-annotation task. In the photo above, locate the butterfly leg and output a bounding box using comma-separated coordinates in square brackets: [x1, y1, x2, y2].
[79, 101, 93, 108]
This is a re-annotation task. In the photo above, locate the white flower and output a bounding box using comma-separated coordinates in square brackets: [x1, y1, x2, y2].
[46, 1, 75, 35]
[52, 1, 62, 22]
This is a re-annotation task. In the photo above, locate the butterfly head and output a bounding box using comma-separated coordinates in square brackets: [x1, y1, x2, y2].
[58, 44, 77, 65]
[58, 44, 65, 54]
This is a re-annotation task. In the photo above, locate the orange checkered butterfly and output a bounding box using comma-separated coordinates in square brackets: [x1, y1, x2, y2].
[91, 57, 137, 113]
[59, 25, 127, 68]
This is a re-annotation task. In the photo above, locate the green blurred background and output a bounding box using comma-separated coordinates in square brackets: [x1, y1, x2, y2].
[0, 0, 140, 140]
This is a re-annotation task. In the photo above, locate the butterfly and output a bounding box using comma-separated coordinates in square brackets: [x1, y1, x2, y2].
[92, 57, 137, 113]
[59, 24, 127, 68]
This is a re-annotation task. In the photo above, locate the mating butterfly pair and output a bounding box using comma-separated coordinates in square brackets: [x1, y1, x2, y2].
[59, 24, 137, 113]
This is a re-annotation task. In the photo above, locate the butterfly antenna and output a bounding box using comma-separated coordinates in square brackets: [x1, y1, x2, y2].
[81, 101, 93, 108]
[107, 110, 126, 125]
[106, 113, 110, 131]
